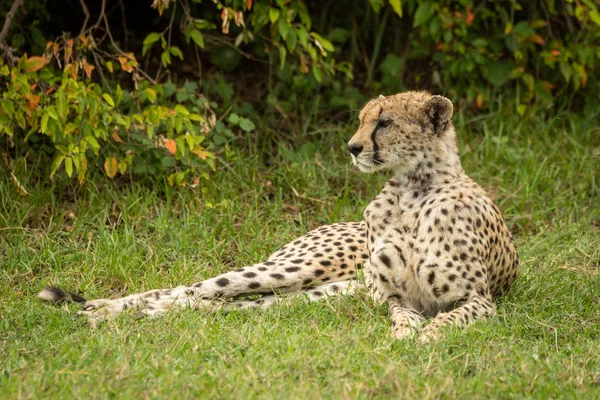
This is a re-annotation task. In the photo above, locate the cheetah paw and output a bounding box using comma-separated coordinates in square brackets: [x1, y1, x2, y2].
[391, 326, 419, 341]
[418, 327, 442, 343]
[76, 299, 121, 327]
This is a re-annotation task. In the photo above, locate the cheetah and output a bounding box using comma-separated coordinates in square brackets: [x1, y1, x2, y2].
[40, 91, 519, 341]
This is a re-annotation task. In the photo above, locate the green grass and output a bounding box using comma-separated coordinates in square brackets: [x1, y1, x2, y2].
[1, 106, 599, 399]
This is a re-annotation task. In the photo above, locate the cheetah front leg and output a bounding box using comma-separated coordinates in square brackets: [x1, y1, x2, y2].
[75, 222, 368, 325]
[388, 299, 426, 340]
[419, 293, 495, 343]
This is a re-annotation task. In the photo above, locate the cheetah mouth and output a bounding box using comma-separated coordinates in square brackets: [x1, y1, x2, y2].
[352, 157, 378, 173]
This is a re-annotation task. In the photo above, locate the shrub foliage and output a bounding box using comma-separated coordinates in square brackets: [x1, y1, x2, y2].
[0, 0, 598, 186]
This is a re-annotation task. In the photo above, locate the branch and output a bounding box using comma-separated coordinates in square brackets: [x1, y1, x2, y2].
[0, 0, 23, 44]
[0, 0, 24, 64]
[78, 0, 91, 35]
[93, 0, 107, 30]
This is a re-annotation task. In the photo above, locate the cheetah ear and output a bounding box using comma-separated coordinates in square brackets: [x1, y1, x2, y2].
[423, 95, 453, 135]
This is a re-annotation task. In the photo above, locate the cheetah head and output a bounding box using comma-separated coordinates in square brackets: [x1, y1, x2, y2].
[347, 91, 455, 174]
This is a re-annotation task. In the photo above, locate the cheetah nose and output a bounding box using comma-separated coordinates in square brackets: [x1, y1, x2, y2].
[347, 143, 363, 156]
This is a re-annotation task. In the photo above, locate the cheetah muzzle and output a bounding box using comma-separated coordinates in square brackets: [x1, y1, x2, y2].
[40, 91, 519, 341]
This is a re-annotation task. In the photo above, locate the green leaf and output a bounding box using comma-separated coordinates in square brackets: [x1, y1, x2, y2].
[46, 106, 58, 121]
[380, 54, 404, 77]
[175, 104, 190, 115]
[143, 33, 161, 56]
[331, 28, 351, 43]
[368, 0, 384, 13]
[212, 134, 228, 145]
[429, 17, 441, 41]
[239, 118, 255, 132]
[269, 8, 280, 24]
[194, 19, 216, 30]
[169, 46, 183, 60]
[188, 113, 205, 122]
[389, 0, 403, 17]
[311, 33, 334, 52]
[161, 51, 171, 67]
[513, 22, 534, 38]
[86, 135, 99, 150]
[163, 82, 177, 97]
[40, 113, 49, 133]
[278, 17, 289, 40]
[1, 99, 14, 116]
[102, 93, 115, 107]
[145, 88, 157, 103]
[143, 32, 161, 46]
[278, 46, 287, 70]
[65, 157, 73, 178]
[559, 61, 572, 82]
[472, 39, 488, 48]
[189, 28, 205, 49]
[297, 26, 308, 49]
[227, 113, 240, 124]
[286, 28, 298, 53]
[413, 3, 433, 27]
[590, 10, 600, 26]
[50, 155, 65, 178]
[176, 90, 189, 102]
[184, 81, 198, 92]
[312, 66, 323, 82]
[482, 61, 515, 87]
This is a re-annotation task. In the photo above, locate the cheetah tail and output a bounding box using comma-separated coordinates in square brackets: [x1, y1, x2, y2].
[38, 286, 87, 304]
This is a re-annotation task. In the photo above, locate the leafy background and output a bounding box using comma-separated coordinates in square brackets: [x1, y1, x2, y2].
[1, 0, 598, 189]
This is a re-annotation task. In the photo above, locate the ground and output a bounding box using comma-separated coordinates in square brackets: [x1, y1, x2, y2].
[1, 106, 599, 398]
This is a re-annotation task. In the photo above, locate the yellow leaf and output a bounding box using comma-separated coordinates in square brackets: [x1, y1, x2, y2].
[104, 157, 118, 178]
[528, 34, 545, 45]
[27, 94, 40, 110]
[164, 139, 177, 155]
[82, 60, 95, 79]
[112, 132, 123, 143]
[23, 56, 47, 72]
[10, 173, 29, 196]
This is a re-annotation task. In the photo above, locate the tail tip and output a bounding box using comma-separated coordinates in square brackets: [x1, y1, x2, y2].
[38, 286, 74, 303]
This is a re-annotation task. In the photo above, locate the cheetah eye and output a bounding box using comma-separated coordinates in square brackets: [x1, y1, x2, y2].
[377, 119, 392, 128]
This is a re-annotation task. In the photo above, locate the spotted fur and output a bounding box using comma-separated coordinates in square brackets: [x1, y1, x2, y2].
[41, 91, 519, 341]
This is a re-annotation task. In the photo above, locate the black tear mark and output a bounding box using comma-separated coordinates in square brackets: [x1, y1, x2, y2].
[371, 107, 385, 164]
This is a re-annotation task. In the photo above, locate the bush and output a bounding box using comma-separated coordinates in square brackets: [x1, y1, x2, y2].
[0, 0, 598, 188]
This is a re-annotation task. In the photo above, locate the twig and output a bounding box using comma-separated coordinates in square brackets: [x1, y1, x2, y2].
[539, 0, 557, 40]
[0, 0, 24, 64]
[366, 7, 390, 87]
[155, 1, 177, 81]
[118, 0, 128, 50]
[78, 0, 90, 35]
[167, 1, 176, 49]
[193, 44, 203, 81]
[93, 0, 107, 30]
[214, 33, 268, 64]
